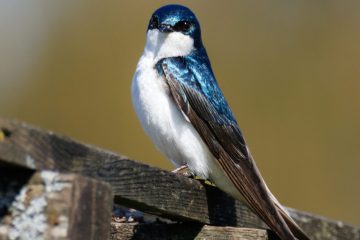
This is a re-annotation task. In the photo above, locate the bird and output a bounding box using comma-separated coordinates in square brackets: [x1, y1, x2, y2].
[131, 4, 310, 240]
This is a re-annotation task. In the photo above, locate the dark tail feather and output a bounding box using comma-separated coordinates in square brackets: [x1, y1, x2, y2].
[277, 206, 311, 240]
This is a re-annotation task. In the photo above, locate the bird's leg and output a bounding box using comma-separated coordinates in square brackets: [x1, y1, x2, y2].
[172, 164, 195, 178]
[171, 165, 215, 185]
[172, 164, 189, 173]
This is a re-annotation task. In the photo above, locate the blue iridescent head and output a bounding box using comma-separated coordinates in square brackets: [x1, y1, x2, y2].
[148, 5, 203, 48]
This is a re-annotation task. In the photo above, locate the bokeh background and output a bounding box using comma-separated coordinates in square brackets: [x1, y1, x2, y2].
[1, 1, 359, 226]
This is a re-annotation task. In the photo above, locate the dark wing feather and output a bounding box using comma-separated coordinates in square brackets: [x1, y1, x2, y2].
[160, 58, 310, 240]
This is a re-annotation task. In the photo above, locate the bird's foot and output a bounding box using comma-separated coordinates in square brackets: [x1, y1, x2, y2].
[172, 165, 194, 178]
[194, 176, 216, 187]
[172, 164, 189, 173]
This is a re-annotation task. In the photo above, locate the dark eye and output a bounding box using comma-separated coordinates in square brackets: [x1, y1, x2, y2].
[174, 21, 191, 32]
[149, 15, 159, 29]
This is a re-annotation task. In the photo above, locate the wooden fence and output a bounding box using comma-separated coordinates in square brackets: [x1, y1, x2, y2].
[0, 117, 359, 240]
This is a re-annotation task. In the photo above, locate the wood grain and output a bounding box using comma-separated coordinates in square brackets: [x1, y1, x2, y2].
[0, 170, 113, 240]
[1, 117, 359, 240]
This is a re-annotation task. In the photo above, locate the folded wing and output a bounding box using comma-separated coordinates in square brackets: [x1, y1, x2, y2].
[157, 56, 310, 240]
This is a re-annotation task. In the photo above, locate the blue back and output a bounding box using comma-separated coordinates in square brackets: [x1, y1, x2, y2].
[152, 5, 238, 125]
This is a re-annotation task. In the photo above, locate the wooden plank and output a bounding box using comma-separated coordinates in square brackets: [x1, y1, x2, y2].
[0, 118, 268, 228]
[0, 169, 113, 240]
[110, 222, 270, 240]
[1, 117, 360, 240]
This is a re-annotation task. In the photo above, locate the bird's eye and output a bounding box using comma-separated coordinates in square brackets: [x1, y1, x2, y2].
[149, 15, 159, 29]
[174, 21, 191, 32]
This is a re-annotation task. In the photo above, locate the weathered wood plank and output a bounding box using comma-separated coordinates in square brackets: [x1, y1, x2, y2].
[1, 117, 359, 240]
[110, 222, 271, 240]
[0, 170, 113, 240]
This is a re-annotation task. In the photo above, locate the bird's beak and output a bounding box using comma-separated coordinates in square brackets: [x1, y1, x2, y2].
[158, 24, 173, 33]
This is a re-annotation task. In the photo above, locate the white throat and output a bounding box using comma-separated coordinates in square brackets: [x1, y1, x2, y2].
[143, 29, 194, 61]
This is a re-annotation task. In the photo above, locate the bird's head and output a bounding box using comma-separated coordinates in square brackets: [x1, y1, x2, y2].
[144, 5, 203, 60]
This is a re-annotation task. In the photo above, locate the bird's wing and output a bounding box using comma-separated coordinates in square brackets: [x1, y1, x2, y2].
[157, 56, 309, 240]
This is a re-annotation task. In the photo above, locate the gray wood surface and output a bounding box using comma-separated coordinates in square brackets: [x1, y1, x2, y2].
[110, 222, 270, 240]
[0, 170, 113, 240]
[1, 117, 359, 240]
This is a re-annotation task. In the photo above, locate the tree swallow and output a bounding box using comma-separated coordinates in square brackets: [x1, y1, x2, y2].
[132, 4, 310, 240]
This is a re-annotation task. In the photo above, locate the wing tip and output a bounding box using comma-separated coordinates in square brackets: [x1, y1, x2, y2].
[278, 207, 311, 240]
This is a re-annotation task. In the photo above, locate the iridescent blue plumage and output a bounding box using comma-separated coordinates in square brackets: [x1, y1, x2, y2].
[156, 52, 237, 125]
[149, 5, 201, 46]
[151, 5, 237, 125]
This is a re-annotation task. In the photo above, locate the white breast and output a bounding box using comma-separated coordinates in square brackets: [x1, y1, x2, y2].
[131, 58, 210, 178]
[131, 29, 216, 178]
[131, 29, 246, 201]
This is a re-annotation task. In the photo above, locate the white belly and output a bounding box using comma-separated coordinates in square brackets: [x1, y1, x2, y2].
[131, 55, 213, 178]
[131, 50, 248, 203]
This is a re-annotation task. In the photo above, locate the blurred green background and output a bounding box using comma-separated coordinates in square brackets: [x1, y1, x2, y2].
[0, 1, 359, 226]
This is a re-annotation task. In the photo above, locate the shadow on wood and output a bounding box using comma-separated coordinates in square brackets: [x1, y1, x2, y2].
[204, 182, 238, 227]
[0, 165, 34, 219]
[110, 222, 273, 240]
